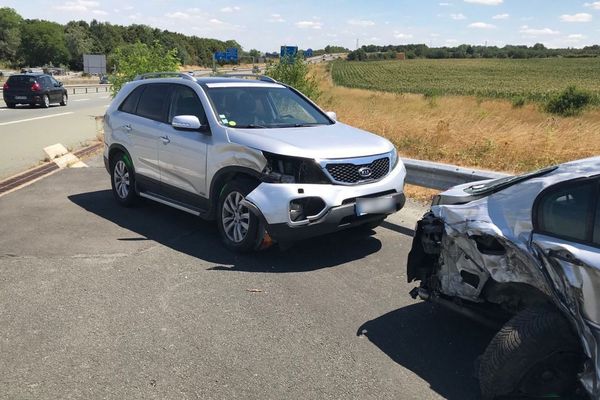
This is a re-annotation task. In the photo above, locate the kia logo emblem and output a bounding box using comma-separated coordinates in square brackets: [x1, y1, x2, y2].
[358, 167, 373, 178]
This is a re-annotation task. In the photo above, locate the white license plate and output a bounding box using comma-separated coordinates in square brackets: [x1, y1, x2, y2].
[355, 196, 395, 216]
[15, 96, 27, 100]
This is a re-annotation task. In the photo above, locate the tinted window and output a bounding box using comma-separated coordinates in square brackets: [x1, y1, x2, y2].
[537, 182, 595, 242]
[119, 86, 144, 114]
[7, 75, 36, 86]
[136, 84, 170, 122]
[50, 77, 60, 86]
[169, 85, 207, 124]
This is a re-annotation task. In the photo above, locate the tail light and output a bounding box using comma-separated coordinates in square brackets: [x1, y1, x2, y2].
[31, 82, 41, 92]
[2, 82, 8, 91]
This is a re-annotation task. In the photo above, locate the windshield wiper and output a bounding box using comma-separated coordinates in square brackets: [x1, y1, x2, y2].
[235, 124, 268, 129]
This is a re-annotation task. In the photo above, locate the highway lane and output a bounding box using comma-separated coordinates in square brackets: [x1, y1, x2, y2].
[0, 92, 111, 179]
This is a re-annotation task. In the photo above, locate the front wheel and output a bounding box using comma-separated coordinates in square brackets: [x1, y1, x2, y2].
[479, 305, 585, 399]
[217, 180, 260, 252]
[110, 152, 137, 207]
[60, 93, 68, 106]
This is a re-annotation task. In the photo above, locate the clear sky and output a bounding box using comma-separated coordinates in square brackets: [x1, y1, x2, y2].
[4, 0, 600, 51]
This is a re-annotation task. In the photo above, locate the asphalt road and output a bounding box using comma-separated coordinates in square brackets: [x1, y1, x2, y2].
[0, 92, 110, 179]
[0, 154, 496, 400]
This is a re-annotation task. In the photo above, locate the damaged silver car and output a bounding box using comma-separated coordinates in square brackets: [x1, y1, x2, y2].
[407, 157, 600, 399]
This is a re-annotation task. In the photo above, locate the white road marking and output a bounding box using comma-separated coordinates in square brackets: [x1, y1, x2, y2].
[0, 112, 74, 126]
[71, 99, 90, 102]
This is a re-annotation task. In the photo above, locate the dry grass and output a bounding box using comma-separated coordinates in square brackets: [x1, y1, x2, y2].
[313, 65, 600, 174]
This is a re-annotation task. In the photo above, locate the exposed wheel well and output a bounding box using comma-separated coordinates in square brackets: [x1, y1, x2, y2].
[482, 281, 553, 315]
[209, 170, 261, 219]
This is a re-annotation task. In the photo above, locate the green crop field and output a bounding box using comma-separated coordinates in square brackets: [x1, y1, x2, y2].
[331, 58, 600, 103]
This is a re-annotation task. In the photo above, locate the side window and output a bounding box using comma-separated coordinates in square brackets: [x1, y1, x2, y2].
[119, 86, 144, 114]
[136, 84, 170, 122]
[50, 77, 59, 86]
[39, 77, 50, 88]
[169, 85, 207, 124]
[536, 181, 596, 243]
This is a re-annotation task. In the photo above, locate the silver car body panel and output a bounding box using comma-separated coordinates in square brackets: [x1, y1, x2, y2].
[103, 76, 406, 235]
[424, 156, 600, 396]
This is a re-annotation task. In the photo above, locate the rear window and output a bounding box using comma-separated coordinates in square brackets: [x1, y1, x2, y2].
[7, 75, 36, 86]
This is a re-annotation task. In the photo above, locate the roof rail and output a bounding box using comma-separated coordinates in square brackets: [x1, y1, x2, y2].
[217, 73, 277, 83]
[133, 72, 196, 81]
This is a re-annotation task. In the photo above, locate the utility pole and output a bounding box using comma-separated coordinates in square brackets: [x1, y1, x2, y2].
[356, 38, 359, 50]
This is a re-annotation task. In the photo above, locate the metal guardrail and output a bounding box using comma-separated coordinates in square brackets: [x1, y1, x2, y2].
[403, 157, 510, 191]
[0, 84, 111, 96]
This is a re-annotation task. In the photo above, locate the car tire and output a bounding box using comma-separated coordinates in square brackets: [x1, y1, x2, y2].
[110, 152, 138, 207]
[217, 179, 260, 253]
[6, 102, 15, 108]
[479, 304, 584, 399]
[60, 93, 68, 106]
[41, 94, 50, 108]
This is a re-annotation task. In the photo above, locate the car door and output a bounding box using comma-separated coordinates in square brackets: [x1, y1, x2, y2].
[158, 84, 210, 208]
[40, 76, 56, 102]
[49, 76, 63, 101]
[531, 178, 600, 324]
[115, 83, 171, 192]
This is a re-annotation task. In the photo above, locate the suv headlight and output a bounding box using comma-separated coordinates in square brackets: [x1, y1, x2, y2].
[390, 148, 399, 170]
[261, 152, 330, 184]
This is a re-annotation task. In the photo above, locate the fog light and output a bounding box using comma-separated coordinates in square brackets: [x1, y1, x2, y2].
[289, 202, 304, 222]
[289, 197, 326, 223]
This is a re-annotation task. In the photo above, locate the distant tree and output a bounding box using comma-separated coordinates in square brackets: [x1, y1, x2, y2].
[0, 7, 23, 64]
[19, 20, 69, 66]
[248, 48, 261, 58]
[108, 41, 180, 95]
[65, 22, 94, 70]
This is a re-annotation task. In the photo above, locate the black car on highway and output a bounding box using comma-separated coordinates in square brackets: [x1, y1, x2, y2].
[2, 73, 68, 108]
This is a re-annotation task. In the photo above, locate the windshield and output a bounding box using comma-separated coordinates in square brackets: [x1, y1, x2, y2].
[204, 85, 332, 129]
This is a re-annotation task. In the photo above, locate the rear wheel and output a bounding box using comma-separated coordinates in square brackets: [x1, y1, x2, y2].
[217, 180, 260, 252]
[41, 94, 50, 108]
[110, 152, 138, 207]
[479, 305, 584, 399]
[6, 102, 15, 108]
[60, 93, 67, 106]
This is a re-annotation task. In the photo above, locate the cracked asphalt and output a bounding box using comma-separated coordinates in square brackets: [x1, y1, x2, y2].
[0, 155, 495, 400]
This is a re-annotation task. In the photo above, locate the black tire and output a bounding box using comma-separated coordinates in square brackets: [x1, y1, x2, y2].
[110, 151, 138, 207]
[217, 179, 261, 252]
[6, 102, 15, 108]
[41, 94, 50, 108]
[479, 305, 584, 399]
[60, 93, 68, 106]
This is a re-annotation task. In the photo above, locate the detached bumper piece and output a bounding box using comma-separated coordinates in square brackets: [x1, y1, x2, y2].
[266, 192, 405, 243]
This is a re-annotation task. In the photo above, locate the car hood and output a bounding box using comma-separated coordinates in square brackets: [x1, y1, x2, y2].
[226, 122, 394, 159]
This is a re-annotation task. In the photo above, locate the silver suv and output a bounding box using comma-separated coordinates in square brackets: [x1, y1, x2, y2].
[103, 72, 406, 251]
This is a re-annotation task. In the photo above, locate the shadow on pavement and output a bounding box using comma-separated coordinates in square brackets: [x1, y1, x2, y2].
[357, 302, 496, 400]
[68, 189, 382, 273]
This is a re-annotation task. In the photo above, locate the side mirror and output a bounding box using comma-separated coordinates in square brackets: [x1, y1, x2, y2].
[59, 82, 63, 87]
[326, 111, 337, 121]
[172, 115, 205, 131]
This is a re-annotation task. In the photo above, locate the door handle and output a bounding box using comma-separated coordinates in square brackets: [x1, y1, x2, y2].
[122, 124, 132, 132]
[160, 136, 170, 144]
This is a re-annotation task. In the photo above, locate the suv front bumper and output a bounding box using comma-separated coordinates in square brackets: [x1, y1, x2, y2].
[245, 161, 407, 242]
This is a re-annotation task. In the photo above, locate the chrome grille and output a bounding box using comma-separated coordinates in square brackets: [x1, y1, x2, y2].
[325, 157, 390, 184]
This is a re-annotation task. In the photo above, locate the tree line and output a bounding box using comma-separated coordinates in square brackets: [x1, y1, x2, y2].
[347, 43, 600, 61]
[0, 7, 244, 70]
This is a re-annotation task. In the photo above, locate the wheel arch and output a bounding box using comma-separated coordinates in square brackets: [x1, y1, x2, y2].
[207, 166, 262, 219]
[108, 144, 135, 172]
